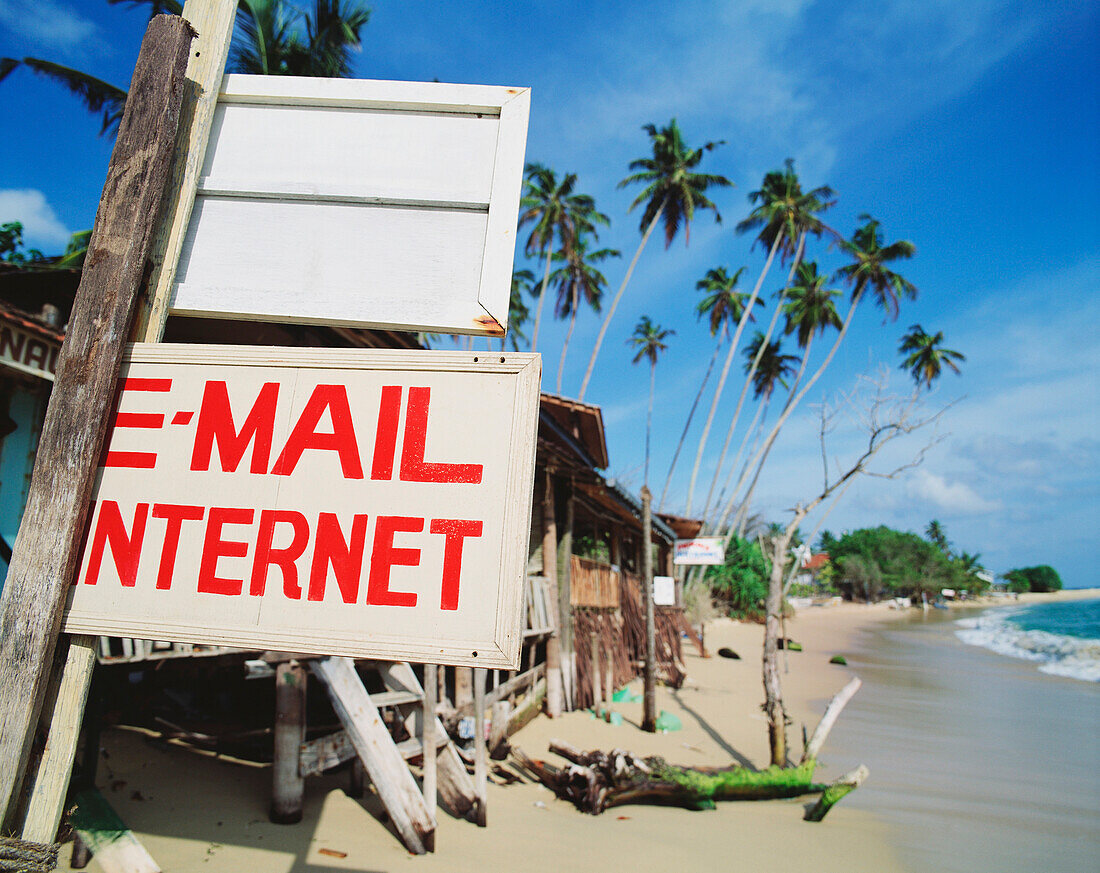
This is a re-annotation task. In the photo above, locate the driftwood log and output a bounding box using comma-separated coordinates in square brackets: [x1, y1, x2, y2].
[511, 677, 867, 822]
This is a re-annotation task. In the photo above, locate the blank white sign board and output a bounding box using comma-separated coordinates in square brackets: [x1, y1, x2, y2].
[62, 344, 540, 668]
[170, 76, 531, 336]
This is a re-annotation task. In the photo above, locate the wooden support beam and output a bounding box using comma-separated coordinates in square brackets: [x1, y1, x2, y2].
[473, 667, 487, 827]
[541, 470, 564, 717]
[0, 13, 196, 825]
[422, 664, 437, 852]
[68, 788, 159, 873]
[311, 658, 434, 854]
[270, 661, 306, 824]
[590, 631, 602, 709]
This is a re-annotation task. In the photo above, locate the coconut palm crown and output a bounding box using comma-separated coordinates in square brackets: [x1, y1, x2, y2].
[695, 266, 759, 337]
[899, 324, 965, 388]
[835, 215, 917, 320]
[781, 261, 842, 348]
[619, 119, 732, 248]
[735, 158, 836, 263]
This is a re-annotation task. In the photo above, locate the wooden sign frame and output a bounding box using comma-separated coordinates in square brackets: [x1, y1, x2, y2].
[63, 344, 540, 669]
[170, 75, 531, 336]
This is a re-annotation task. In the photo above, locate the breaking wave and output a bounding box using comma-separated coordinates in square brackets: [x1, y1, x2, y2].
[955, 604, 1100, 683]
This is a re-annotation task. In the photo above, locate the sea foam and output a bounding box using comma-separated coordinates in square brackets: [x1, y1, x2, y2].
[955, 607, 1100, 683]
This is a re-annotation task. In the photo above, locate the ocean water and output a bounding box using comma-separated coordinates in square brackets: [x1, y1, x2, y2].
[823, 602, 1100, 873]
[955, 598, 1100, 682]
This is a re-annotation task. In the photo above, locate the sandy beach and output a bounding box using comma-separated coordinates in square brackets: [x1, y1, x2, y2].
[53, 591, 1097, 873]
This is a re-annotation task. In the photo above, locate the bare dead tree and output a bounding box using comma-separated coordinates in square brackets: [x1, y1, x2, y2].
[760, 368, 950, 766]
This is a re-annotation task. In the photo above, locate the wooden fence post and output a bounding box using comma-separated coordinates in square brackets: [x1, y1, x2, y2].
[0, 14, 196, 825]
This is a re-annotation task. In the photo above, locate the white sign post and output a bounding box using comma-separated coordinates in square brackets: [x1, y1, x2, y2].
[171, 76, 531, 336]
[63, 344, 539, 669]
[673, 537, 726, 566]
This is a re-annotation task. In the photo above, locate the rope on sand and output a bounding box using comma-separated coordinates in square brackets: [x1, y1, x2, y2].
[0, 835, 59, 872]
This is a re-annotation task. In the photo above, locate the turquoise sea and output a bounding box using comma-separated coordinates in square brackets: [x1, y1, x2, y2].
[824, 596, 1100, 873]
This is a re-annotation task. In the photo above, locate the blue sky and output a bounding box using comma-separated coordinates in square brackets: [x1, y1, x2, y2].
[1, 1, 1097, 587]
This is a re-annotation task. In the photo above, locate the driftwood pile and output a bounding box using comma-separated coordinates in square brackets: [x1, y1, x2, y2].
[512, 678, 868, 823]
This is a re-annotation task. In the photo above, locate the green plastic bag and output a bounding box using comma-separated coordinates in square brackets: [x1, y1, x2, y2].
[655, 710, 682, 732]
[612, 687, 642, 703]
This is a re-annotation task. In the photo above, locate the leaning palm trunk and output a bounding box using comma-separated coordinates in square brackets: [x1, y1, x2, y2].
[556, 287, 580, 394]
[577, 202, 665, 402]
[719, 286, 864, 545]
[710, 396, 768, 533]
[763, 526, 793, 766]
[683, 233, 783, 516]
[699, 234, 805, 522]
[658, 330, 724, 512]
[529, 248, 554, 352]
[732, 335, 816, 536]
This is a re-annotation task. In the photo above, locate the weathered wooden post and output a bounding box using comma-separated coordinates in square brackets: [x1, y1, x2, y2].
[0, 13, 196, 826]
[589, 631, 602, 709]
[556, 479, 575, 709]
[641, 485, 657, 732]
[271, 661, 307, 824]
[455, 668, 474, 711]
[473, 667, 488, 827]
[541, 469, 564, 716]
[422, 663, 437, 853]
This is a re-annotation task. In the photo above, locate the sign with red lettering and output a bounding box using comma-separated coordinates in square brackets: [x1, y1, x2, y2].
[62, 344, 540, 669]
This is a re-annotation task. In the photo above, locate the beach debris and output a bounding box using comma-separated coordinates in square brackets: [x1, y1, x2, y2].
[828, 655, 847, 666]
[511, 679, 868, 822]
[777, 638, 802, 651]
[717, 647, 740, 660]
[0, 835, 59, 873]
[804, 765, 869, 822]
[612, 688, 642, 703]
[67, 787, 160, 873]
[318, 848, 348, 859]
[654, 711, 682, 733]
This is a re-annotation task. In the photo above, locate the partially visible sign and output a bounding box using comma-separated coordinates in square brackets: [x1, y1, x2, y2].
[171, 75, 530, 336]
[0, 321, 59, 381]
[673, 537, 725, 566]
[62, 344, 540, 669]
[653, 576, 676, 607]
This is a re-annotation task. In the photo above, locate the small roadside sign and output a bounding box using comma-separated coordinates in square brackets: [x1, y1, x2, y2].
[673, 537, 726, 566]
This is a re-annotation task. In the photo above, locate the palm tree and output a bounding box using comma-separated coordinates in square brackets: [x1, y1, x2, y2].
[517, 165, 608, 353]
[656, 266, 754, 511]
[549, 236, 619, 394]
[717, 217, 916, 538]
[577, 120, 730, 402]
[747, 333, 799, 403]
[629, 316, 674, 487]
[683, 160, 832, 519]
[899, 324, 965, 389]
[2, 0, 371, 135]
[925, 519, 950, 553]
[502, 269, 535, 351]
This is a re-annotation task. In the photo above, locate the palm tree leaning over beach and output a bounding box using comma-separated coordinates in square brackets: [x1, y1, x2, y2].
[899, 324, 965, 389]
[629, 316, 674, 487]
[657, 266, 755, 512]
[549, 235, 620, 395]
[683, 160, 833, 519]
[577, 120, 731, 402]
[721, 261, 843, 535]
[717, 215, 918, 541]
[518, 165, 608, 353]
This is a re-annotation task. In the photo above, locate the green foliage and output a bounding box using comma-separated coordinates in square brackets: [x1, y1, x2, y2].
[1004, 565, 1063, 593]
[573, 534, 610, 563]
[828, 525, 989, 600]
[705, 535, 770, 617]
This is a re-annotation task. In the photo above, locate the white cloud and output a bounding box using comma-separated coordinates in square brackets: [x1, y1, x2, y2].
[0, 189, 72, 247]
[906, 469, 1001, 514]
[0, 0, 99, 55]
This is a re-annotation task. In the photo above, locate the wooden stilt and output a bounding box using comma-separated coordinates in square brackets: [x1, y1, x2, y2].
[271, 661, 306, 824]
[348, 760, 366, 799]
[455, 667, 473, 710]
[590, 631, 602, 710]
[473, 667, 487, 827]
[604, 642, 614, 704]
[422, 664, 437, 853]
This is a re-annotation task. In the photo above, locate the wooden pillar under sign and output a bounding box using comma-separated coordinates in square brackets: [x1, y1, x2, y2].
[541, 469, 563, 717]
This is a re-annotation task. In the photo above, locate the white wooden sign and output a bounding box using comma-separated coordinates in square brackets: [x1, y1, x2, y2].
[673, 537, 726, 566]
[62, 344, 540, 669]
[653, 576, 676, 607]
[170, 75, 531, 336]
